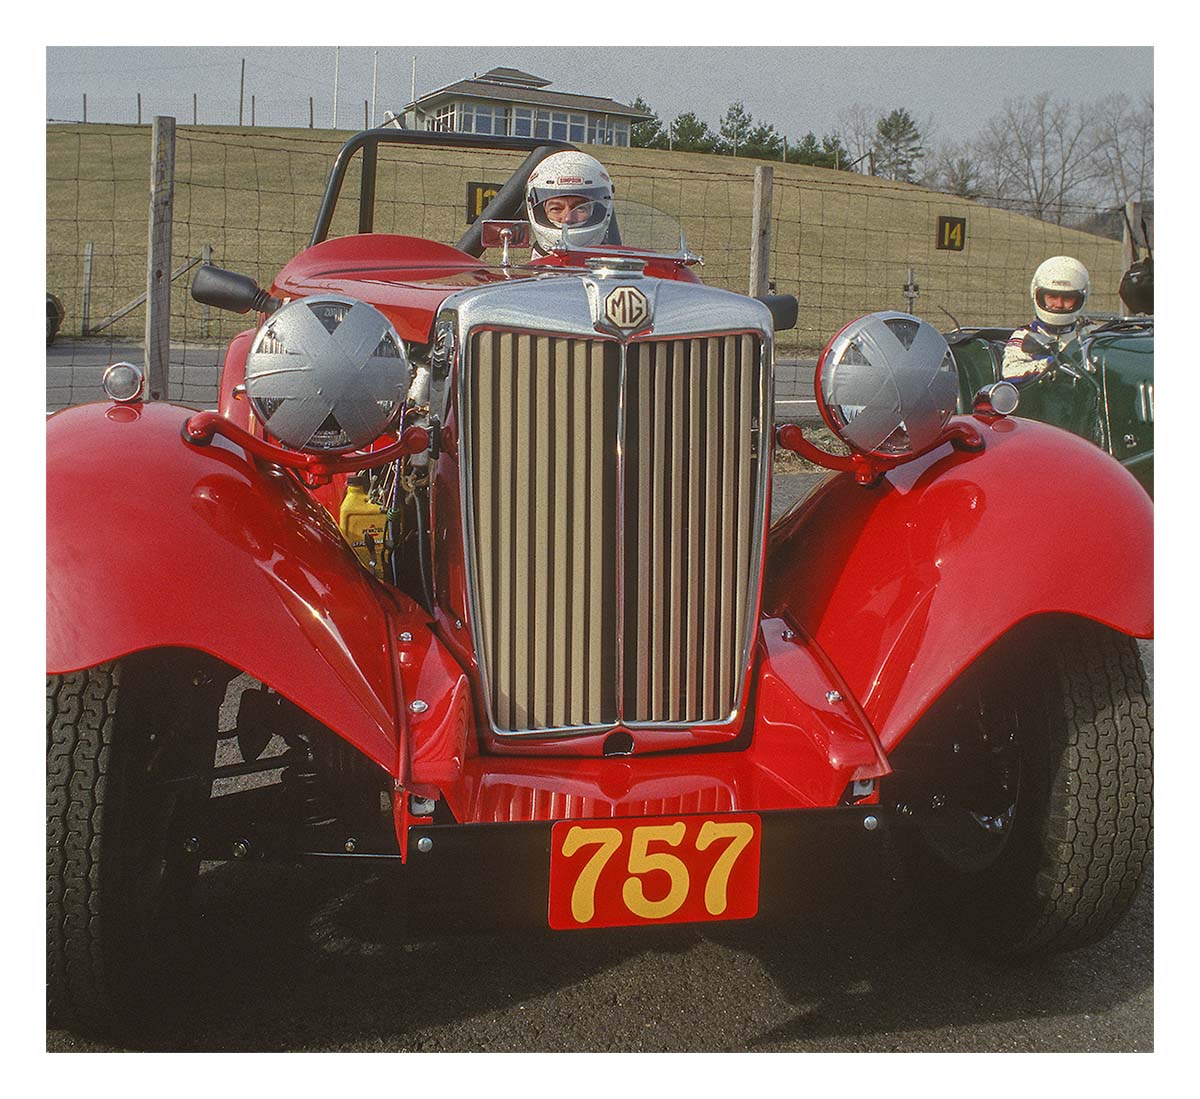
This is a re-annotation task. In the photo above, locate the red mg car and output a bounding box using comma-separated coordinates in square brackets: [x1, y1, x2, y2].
[47, 131, 1152, 1033]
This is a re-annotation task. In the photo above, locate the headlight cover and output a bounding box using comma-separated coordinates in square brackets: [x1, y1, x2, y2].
[245, 295, 410, 452]
[817, 311, 959, 457]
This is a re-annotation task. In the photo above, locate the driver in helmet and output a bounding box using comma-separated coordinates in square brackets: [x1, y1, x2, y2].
[1002, 256, 1091, 377]
[525, 150, 614, 256]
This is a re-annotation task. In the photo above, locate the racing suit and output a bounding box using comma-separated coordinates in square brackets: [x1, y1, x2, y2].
[1001, 319, 1082, 378]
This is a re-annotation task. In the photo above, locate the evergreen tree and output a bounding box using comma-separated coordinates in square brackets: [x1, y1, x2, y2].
[742, 121, 782, 160]
[786, 131, 850, 170]
[629, 96, 667, 149]
[669, 112, 718, 153]
[718, 101, 753, 156]
[873, 108, 925, 181]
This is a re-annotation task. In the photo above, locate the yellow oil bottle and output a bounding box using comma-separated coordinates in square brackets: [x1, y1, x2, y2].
[339, 475, 387, 576]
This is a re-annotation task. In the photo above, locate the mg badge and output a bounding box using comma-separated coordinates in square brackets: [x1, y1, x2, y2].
[604, 285, 650, 331]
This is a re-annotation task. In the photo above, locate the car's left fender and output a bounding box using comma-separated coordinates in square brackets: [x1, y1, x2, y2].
[764, 415, 1152, 754]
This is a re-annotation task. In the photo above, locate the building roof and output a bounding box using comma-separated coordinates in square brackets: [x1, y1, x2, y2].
[476, 67, 550, 88]
[403, 73, 651, 121]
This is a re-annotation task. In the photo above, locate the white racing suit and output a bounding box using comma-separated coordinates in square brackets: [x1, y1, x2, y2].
[1001, 319, 1083, 378]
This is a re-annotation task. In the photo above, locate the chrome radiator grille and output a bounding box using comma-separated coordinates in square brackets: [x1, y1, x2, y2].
[464, 329, 765, 735]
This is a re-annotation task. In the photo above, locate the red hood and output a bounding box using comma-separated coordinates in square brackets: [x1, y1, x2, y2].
[270, 234, 701, 344]
[270, 235, 523, 344]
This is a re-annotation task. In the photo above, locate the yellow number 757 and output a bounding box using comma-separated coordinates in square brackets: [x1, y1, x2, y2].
[560, 820, 756, 924]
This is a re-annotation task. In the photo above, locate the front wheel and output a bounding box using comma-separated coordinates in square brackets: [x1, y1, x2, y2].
[46, 653, 225, 1033]
[892, 620, 1152, 958]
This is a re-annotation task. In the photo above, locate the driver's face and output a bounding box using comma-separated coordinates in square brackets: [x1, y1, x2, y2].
[543, 195, 593, 227]
[1043, 290, 1082, 312]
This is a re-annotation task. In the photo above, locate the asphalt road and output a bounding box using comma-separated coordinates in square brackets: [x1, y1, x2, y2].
[46, 472, 1154, 1053]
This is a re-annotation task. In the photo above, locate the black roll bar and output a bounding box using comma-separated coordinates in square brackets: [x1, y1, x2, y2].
[310, 129, 577, 253]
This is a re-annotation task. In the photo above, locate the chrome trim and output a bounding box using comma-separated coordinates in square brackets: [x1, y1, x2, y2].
[450, 274, 774, 738]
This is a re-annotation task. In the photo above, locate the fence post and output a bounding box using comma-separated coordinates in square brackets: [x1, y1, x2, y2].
[144, 116, 176, 402]
[199, 243, 213, 339]
[748, 164, 773, 298]
[1123, 197, 1143, 268]
[81, 242, 93, 336]
[309, 97, 314, 128]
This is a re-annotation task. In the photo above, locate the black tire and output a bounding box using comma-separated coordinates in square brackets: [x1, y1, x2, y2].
[47, 653, 225, 1033]
[894, 620, 1152, 958]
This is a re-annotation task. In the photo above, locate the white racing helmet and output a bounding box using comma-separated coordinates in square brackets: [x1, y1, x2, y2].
[525, 150, 614, 253]
[1031, 255, 1090, 328]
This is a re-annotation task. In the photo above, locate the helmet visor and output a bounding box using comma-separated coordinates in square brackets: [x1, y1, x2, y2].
[530, 193, 612, 231]
[1035, 288, 1084, 315]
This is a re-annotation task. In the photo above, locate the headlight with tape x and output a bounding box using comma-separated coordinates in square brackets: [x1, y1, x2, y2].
[245, 295, 411, 453]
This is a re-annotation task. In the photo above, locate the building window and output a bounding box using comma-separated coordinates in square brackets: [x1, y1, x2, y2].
[472, 102, 508, 135]
[433, 104, 456, 131]
[587, 117, 607, 144]
[611, 120, 630, 147]
[534, 111, 551, 140]
[569, 113, 587, 142]
[512, 107, 533, 137]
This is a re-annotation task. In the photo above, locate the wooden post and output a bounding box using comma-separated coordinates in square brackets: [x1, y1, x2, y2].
[81, 242, 93, 336]
[137, 93, 142, 126]
[364, 99, 369, 129]
[239, 58, 245, 126]
[199, 243, 213, 339]
[1123, 198, 1143, 269]
[309, 96, 314, 128]
[748, 164, 773, 298]
[144, 116, 176, 402]
[82, 93, 87, 124]
[193, 93, 197, 126]
[251, 95, 256, 126]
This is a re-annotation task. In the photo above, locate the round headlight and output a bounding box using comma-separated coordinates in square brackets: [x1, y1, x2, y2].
[102, 361, 144, 403]
[244, 295, 410, 452]
[816, 311, 959, 458]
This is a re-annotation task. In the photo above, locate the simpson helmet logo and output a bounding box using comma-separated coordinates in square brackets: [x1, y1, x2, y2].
[604, 285, 650, 330]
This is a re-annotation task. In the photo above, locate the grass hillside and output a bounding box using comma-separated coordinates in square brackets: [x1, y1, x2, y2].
[47, 124, 1125, 353]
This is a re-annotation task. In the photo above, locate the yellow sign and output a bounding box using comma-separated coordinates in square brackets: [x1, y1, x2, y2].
[937, 215, 967, 251]
[466, 182, 501, 224]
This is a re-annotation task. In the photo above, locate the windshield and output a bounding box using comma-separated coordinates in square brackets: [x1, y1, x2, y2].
[534, 199, 688, 259]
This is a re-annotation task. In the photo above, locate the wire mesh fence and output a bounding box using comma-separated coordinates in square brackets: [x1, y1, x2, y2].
[46, 122, 1130, 410]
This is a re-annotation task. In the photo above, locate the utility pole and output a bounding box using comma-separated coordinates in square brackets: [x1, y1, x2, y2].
[411, 55, 416, 107]
[238, 58, 245, 126]
[371, 50, 378, 127]
[333, 46, 340, 129]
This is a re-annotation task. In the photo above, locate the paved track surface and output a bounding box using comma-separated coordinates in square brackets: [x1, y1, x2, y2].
[46, 472, 1153, 1052]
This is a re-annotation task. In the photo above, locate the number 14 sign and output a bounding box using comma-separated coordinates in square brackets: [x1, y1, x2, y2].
[548, 814, 762, 930]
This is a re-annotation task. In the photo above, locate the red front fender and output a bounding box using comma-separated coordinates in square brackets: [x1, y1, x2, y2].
[46, 401, 438, 775]
[764, 415, 1152, 753]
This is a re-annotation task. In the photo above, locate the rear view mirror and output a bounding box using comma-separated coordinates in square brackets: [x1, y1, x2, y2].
[481, 220, 531, 249]
[481, 220, 531, 268]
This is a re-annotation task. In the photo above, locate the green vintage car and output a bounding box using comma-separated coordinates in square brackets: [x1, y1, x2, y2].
[947, 318, 1153, 495]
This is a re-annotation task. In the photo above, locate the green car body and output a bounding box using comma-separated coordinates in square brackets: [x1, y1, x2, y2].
[948, 320, 1153, 496]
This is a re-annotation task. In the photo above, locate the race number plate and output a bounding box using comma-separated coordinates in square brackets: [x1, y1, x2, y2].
[548, 814, 761, 930]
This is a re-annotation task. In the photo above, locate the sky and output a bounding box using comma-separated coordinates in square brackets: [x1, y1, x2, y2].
[45, 44, 1153, 149]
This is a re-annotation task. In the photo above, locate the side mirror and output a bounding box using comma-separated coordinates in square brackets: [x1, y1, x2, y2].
[755, 294, 798, 332]
[192, 265, 280, 315]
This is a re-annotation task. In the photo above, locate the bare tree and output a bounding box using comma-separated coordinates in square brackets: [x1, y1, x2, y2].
[977, 94, 1100, 224]
[836, 102, 878, 171]
[1088, 93, 1154, 206]
[923, 141, 983, 199]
